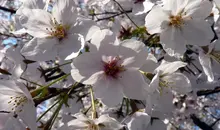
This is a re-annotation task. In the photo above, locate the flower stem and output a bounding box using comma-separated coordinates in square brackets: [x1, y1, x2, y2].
[57, 61, 72, 67]
[37, 99, 61, 122]
[43, 73, 71, 89]
[90, 87, 97, 119]
[44, 83, 78, 129]
[31, 73, 70, 97]
[20, 76, 44, 87]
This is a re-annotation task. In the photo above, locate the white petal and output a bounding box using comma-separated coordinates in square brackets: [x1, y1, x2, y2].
[119, 39, 145, 54]
[5, 48, 25, 78]
[97, 115, 123, 129]
[0, 95, 14, 111]
[11, 28, 27, 35]
[21, 38, 58, 61]
[84, 25, 100, 41]
[160, 27, 187, 56]
[118, 39, 147, 69]
[142, 0, 155, 13]
[94, 78, 124, 107]
[52, 0, 77, 26]
[92, 76, 113, 99]
[162, 73, 192, 94]
[71, 52, 104, 84]
[73, 113, 89, 122]
[140, 54, 158, 73]
[20, 0, 45, 9]
[65, 34, 85, 60]
[0, 80, 23, 93]
[20, 9, 53, 38]
[199, 50, 214, 82]
[18, 101, 37, 130]
[127, 112, 151, 130]
[145, 6, 169, 34]
[120, 69, 148, 100]
[20, 38, 38, 55]
[89, 29, 115, 52]
[155, 60, 187, 75]
[182, 20, 213, 46]
[72, 19, 97, 37]
[98, 42, 119, 57]
[58, 34, 82, 59]
[91, 30, 118, 55]
[184, 0, 212, 20]
[15, 81, 33, 99]
[0, 113, 10, 129]
[57, 124, 71, 130]
[4, 116, 26, 130]
[67, 119, 88, 129]
[163, 0, 188, 15]
[148, 71, 160, 93]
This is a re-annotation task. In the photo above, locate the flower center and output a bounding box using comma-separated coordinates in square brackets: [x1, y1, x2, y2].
[103, 57, 125, 79]
[169, 15, 184, 28]
[8, 94, 28, 113]
[87, 123, 99, 130]
[47, 19, 70, 41]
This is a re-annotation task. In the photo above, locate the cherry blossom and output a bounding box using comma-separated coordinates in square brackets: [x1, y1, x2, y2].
[145, 0, 214, 56]
[20, 0, 95, 61]
[0, 80, 36, 130]
[149, 60, 191, 94]
[58, 113, 123, 130]
[0, 0, 219, 129]
[71, 31, 149, 106]
[198, 40, 220, 82]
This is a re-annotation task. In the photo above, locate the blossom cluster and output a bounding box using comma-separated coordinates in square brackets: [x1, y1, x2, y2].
[0, 0, 220, 129]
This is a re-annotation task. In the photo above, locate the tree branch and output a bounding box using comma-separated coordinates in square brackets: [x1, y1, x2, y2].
[190, 114, 214, 130]
[112, 0, 139, 29]
[197, 87, 220, 96]
[95, 10, 132, 22]
[0, 6, 16, 14]
[90, 10, 132, 16]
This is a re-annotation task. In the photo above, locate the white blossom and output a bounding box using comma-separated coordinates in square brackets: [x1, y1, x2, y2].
[0, 80, 36, 130]
[71, 31, 149, 106]
[58, 113, 123, 130]
[0, 47, 25, 78]
[198, 40, 220, 82]
[127, 111, 151, 130]
[20, 0, 95, 61]
[145, 0, 213, 57]
[145, 60, 191, 113]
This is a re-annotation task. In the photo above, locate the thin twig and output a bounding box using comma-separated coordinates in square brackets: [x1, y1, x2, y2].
[0, 6, 16, 13]
[96, 10, 132, 22]
[112, 0, 139, 28]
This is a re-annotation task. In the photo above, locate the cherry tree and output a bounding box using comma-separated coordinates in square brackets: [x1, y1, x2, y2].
[0, 0, 220, 130]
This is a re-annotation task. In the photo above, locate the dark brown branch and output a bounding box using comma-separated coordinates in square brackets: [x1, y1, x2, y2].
[190, 114, 214, 130]
[0, 32, 31, 41]
[211, 118, 220, 127]
[90, 10, 132, 16]
[197, 87, 220, 96]
[0, 6, 16, 14]
[95, 10, 132, 22]
[112, 0, 139, 28]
